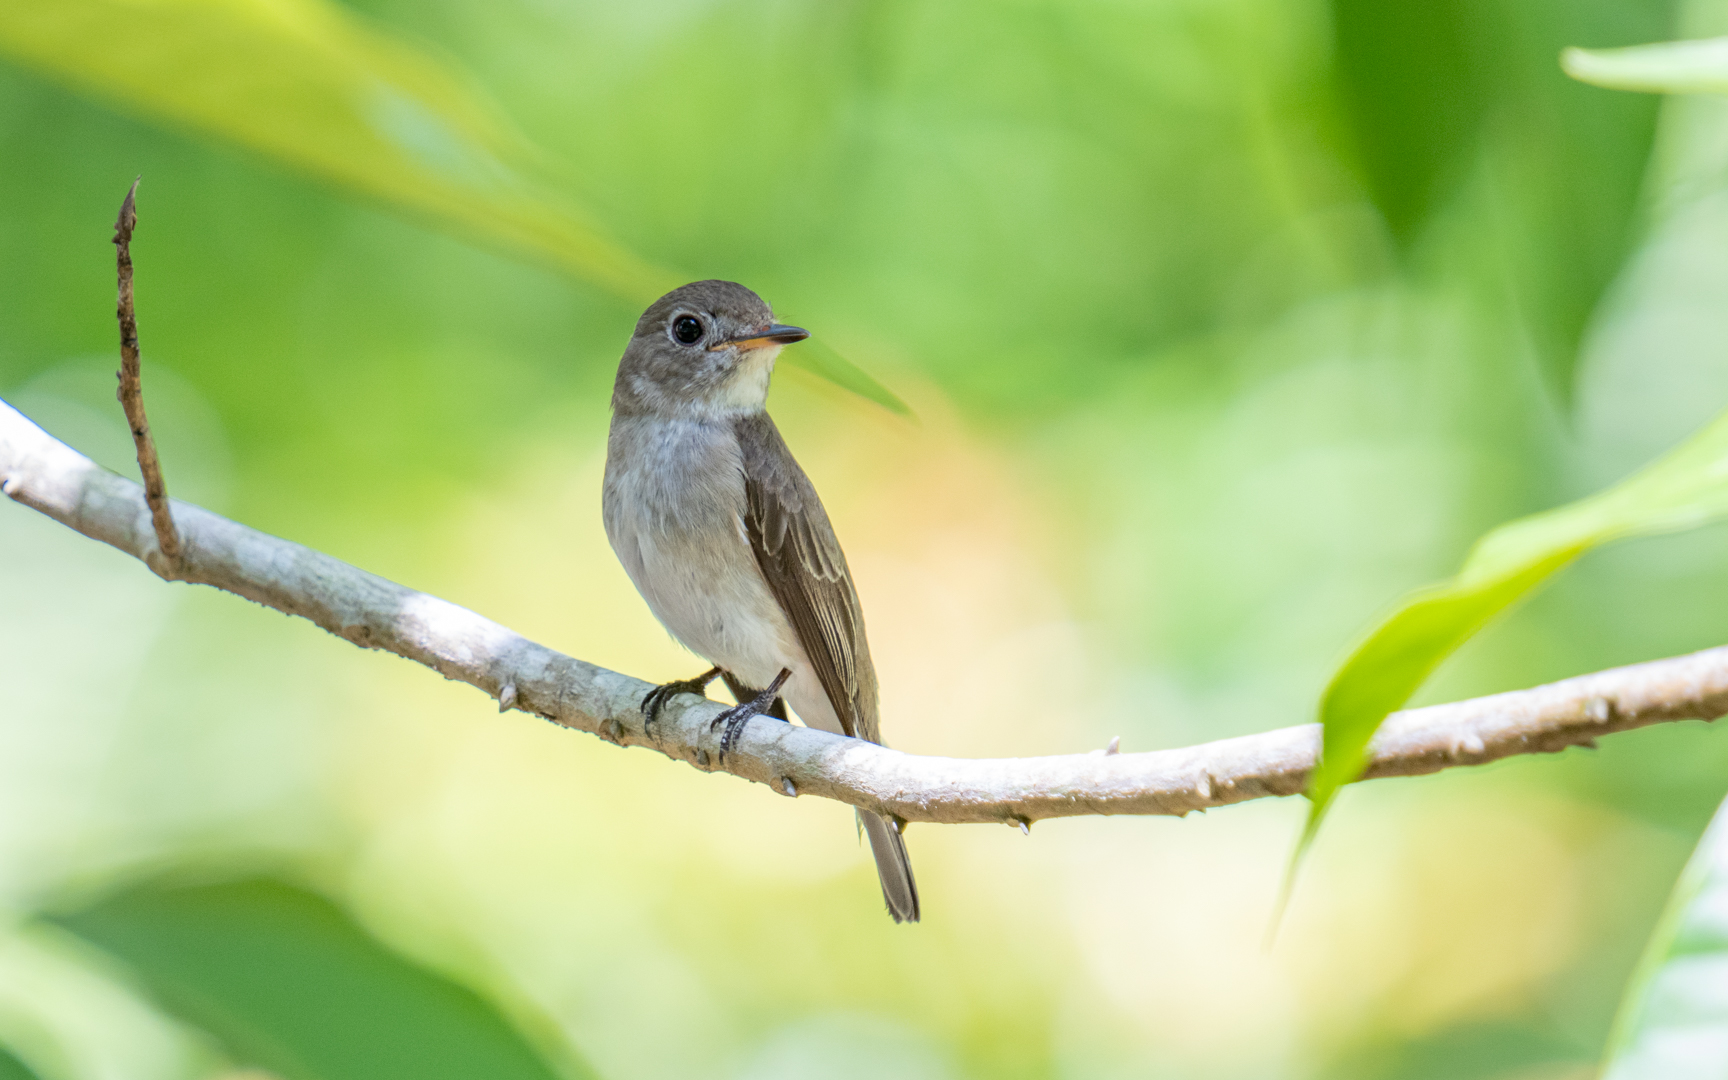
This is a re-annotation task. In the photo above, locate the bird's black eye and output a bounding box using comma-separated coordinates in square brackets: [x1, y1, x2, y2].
[672, 315, 703, 345]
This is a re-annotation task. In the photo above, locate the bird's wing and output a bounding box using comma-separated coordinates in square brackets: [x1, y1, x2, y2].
[733, 412, 879, 743]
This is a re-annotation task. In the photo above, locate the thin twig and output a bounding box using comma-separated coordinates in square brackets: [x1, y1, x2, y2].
[3, 397, 1725, 825]
[112, 178, 180, 576]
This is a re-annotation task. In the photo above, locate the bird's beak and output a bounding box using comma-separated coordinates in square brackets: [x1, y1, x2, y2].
[715, 324, 810, 351]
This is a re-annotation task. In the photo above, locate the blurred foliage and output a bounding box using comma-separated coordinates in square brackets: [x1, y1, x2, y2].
[0, 0, 906, 414]
[1326, 1019, 1585, 1080]
[0, 0, 668, 297]
[1308, 400, 1728, 837]
[0, 1050, 39, 1080]
[1603, 790, 1728, 1078]
[1566, 35, 1728, 94]
[1331, 0, 1675, 397]
[4, 0, 1728, 1077]
[55, 878, 580, 1080]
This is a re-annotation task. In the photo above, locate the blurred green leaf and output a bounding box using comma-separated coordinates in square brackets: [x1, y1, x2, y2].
[785, 339, 911, 417]
[0, 0, 908, 415]
[1304, 402, 1728, 843]
[1602, 790, 1728, 1079]
[1329, 0, 1673, 398]
[0, 1048, 39, 1080]
[1564, 37, 1728, 95]
[0, 0, 668, 299]
[1329, 0, 1488, 245]
[1321, 1019, 1582, 1080]
[54, 878, 588, 1080]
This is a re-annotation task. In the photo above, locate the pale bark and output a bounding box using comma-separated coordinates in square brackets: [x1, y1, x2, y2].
[4, 397, 1725, 826]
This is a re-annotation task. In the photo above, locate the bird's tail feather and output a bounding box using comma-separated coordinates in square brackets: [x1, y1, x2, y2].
[859, 809, 919, 923]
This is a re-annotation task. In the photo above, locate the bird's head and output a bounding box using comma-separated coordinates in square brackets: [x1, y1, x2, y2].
[612, 280, 809, 419]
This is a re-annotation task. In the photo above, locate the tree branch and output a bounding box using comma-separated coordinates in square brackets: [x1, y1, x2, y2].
[3, 397, 1725, 826]
[110, 179, 180, 575]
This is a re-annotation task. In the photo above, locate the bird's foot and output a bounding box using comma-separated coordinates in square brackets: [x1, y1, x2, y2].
[713, 668, 793, 759]
[641, 666, 723, 733]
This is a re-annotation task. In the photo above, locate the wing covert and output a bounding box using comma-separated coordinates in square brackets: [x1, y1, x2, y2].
[733, 413, 879, 743]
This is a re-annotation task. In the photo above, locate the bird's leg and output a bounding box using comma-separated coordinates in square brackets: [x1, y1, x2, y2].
[713, 668, 793, 759]
[720, 671, 789, 721]
[641, 666, 723, 732]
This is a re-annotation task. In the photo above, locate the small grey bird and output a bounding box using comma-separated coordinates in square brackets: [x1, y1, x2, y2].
[602, 279, 919, 924]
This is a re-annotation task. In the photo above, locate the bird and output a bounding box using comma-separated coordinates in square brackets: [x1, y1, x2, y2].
[602, 279, 919, 923]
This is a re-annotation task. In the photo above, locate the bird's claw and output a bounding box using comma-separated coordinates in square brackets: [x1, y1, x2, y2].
[641, 666, 722, 734]
[711, 703, 759, 759]
[710, 667, 792, 762]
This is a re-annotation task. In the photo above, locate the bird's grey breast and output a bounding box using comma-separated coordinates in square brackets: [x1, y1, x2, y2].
[602, 414, 798, 675]
[604, 414, 745, 537]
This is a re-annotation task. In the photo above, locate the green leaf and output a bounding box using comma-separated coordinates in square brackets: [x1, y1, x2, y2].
[1329, 0, 1490, 245]
[785, 339, 912, 417]
[1328, 0, 1673, 398]
[0, 0, 669, 300]
[1304, 403, 1728, 842]
[0, 1048, 40, 1080]
[0, 0, 907, 415]
[53, 878, 590, 1080]
[1602, 791, 1728, 1079]
[1564, 37, 1728, 95]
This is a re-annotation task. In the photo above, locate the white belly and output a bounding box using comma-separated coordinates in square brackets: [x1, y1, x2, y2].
[603, 415, 837, 728]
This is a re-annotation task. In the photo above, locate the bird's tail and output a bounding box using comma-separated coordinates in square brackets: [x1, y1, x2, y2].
[859, 810, 920, 923]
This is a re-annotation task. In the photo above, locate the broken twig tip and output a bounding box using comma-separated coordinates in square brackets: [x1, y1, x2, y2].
[115, 178, 140, 242]
[111, 178, 181, 572]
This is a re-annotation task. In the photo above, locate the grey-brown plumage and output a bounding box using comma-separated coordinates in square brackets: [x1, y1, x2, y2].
[735, 413, 878, 741]
[602, 280, 919, 923]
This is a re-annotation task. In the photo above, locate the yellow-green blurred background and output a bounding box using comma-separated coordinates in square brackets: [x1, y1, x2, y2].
[6, 0, 1728, 1076]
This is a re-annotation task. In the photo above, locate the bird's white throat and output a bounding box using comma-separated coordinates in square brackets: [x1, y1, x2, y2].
[719, 345, 781, 412]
